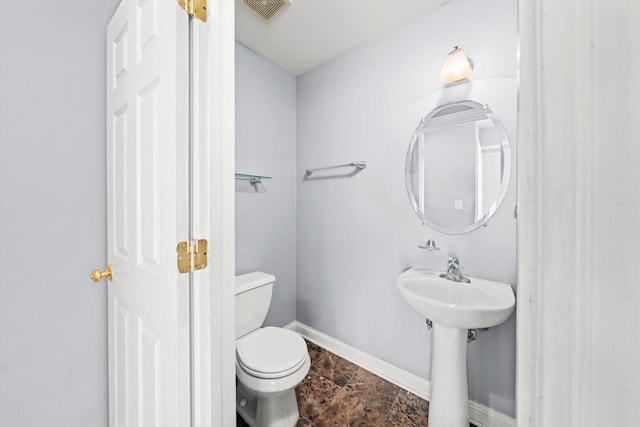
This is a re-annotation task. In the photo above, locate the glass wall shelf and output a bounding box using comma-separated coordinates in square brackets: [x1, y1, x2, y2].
[235, 173, 271, 185]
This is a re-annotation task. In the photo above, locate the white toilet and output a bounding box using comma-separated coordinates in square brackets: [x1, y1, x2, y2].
[235, 271, 311, 427]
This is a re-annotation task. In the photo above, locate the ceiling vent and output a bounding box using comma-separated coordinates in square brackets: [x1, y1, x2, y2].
[240, 0, 292, 24]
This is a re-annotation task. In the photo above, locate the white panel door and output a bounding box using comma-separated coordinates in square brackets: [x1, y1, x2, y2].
[106, 0, 189, 426]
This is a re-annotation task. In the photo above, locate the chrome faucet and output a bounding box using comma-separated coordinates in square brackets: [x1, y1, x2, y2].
[448, 257, 460, 275]
[440, 256, 471, 283]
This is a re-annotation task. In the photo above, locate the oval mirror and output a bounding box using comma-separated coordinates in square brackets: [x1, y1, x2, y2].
[405, 100, 511, 234]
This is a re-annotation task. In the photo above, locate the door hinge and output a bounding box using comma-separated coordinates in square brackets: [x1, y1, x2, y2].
[176, 239, 208, 273]
[177, 0, 207, 22]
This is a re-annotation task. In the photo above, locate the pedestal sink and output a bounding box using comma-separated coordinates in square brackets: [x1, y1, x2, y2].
[397, 267, 515, 427]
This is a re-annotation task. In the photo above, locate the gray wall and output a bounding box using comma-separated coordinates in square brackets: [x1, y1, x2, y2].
[235, 43, 298, 327]
[296, 0, 517, 417]
[0, 0, 119, 426]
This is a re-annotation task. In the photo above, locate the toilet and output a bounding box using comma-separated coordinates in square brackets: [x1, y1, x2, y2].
[235, 271, 311, 427]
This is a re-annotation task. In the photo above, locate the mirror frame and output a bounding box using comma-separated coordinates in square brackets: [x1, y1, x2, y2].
[405, 100, 512, 234]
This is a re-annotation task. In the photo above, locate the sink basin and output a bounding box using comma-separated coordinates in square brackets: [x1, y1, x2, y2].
[396, 267, 515, 329]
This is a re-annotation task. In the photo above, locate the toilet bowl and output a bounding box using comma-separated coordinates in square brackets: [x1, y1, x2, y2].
[235, 272, 311, 427]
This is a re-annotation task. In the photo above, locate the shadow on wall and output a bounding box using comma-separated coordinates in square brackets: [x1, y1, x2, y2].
[236, 180, 268, 193]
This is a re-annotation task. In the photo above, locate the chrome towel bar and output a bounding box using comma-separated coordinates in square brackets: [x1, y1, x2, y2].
[305, 161, 367, 177]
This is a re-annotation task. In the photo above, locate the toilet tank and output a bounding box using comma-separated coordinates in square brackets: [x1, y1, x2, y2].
[235, 271, 275, 339]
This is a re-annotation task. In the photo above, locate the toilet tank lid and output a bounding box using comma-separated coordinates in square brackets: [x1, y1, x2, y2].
[235, 271, 275, 295]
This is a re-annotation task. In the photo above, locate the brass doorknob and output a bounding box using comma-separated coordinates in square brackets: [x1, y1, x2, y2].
[90, 265, 113, 282]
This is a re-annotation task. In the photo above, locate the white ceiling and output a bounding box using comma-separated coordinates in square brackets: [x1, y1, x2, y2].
[235, 0, 449, 76]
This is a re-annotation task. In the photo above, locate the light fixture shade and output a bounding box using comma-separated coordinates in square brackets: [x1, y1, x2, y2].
[439, 47, 473, 84]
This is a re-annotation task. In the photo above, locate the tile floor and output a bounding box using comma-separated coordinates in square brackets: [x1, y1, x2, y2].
[237, 340, 477, 427]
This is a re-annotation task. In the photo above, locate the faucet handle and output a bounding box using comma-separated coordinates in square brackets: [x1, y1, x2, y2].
[448, 256, 459, 270]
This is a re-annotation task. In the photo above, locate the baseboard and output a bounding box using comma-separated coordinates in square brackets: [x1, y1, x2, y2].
[284, 321, 516, 427]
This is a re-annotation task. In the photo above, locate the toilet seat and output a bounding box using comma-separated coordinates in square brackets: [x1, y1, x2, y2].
[236, 327, 308, 379]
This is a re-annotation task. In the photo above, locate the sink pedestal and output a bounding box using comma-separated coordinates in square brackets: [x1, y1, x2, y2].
[429, 324, 469, 427]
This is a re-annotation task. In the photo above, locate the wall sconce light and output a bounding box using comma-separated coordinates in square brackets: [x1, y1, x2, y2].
[439, 46, 474, 84]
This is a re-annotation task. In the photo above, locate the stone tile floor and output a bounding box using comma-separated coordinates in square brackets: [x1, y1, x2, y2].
[237, 340, 477, 426]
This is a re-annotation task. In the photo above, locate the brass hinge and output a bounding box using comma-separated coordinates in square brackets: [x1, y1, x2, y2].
[177, 0, 207, 22]
[176, 239, 208, 273]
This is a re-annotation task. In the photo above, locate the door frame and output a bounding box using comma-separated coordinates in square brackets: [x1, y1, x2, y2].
[517, 0, 640, 425]
[189, 0, 236, 425]
[517, 0, 594, 423]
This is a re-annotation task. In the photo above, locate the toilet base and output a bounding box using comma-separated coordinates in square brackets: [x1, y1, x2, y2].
[236, 382, 300, 427]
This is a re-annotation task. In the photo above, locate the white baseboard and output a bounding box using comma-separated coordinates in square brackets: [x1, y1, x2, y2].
[284, 321, 515, 427]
